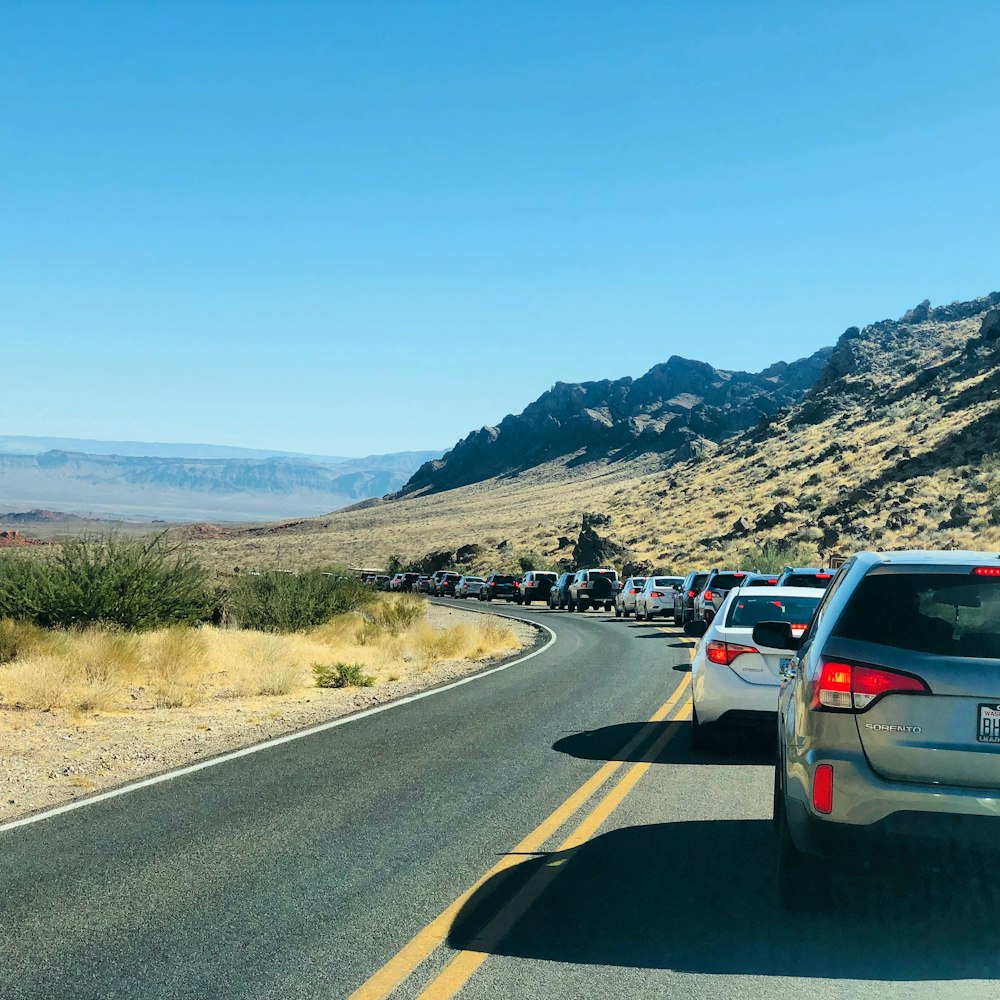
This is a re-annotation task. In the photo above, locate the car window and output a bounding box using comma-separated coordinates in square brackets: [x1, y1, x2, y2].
[708, 573, 746, 590]
[691, 573, 709, 592]
[782, 572, 833, 588]
[832, 572, 1000, 658]
[727, 595, 821, 629]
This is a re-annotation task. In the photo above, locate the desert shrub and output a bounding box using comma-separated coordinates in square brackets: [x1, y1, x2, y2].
[367, 594, 424, 634]
[726, 539, 820, 573]
[0, 618, 55, 664]
[0, 534, 209, 631]
[312, 662, 375, 688]
[225, 570, 374, 632]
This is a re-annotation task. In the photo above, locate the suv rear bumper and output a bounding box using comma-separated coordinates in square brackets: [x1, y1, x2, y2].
[786, 795, 1000, 859]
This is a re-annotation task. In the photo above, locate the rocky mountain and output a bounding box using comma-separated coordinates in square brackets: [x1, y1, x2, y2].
[187, 289, 1000, 575]
[0, 449, 442, 522]
[399, 348, 833, 495]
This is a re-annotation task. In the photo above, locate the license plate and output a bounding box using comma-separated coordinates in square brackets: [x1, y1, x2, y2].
[978, 703, 1000, 744]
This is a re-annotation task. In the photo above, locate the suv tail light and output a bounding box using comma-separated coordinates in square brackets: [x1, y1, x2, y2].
[687, 589, 696, 598]
[706, 640, 759, 666]
[629, 587, 638, 595]
[812, 659, 930, 711]
[974, 567, 1000, 577]
[702, 590, 715, 602]
[815, 572, 833, 580]
[812, 764, 834, 814]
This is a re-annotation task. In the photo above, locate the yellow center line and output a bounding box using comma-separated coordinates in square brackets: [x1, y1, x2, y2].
[347, 671, 692, 1000]
[417, 696, 694, 999]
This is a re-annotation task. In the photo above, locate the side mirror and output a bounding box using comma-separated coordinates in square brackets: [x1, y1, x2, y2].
[752, 621, 803, 651]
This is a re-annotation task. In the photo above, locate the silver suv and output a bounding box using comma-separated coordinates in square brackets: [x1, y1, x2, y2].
[568, 568, 619, 613]
[765, 550, 1000, 909]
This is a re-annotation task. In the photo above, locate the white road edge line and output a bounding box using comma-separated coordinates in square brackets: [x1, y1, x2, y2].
[0, 608, 556, 836]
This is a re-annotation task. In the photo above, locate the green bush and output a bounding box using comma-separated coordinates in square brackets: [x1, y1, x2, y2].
[0, 533, 210, 631]
[726, 539, 820, 574]
[225, 570, 374, 632]
[312, 662, 375, 688]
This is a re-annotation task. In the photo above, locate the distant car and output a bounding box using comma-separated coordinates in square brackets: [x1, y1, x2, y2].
[549, 572, 574, 609]
[518, 571, 557, 605]
[772, 551, 1000, 910]
[634, 576, 683, 621]
[400, 572, 421, 592]
[455, 576, 486, 599]
[615, 577, 647, 618]
[414, 576, 434, 595]
[481, 573, 519, 602]
[389, 573, 405, 591]
[690, 586, 822, 749]
[775, 566, 836, 589]
[568, 568, 618, 612]
[673, 571, 709, 627]
[435, 572, 463, 597]
[692, 569, 755, 626]
[374, 575, 392, 591]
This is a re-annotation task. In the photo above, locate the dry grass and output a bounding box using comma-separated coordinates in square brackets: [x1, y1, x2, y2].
[0, 595, 522, 714]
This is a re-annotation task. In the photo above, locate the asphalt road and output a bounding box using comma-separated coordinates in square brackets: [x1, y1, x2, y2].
[3, 599, 998, 999]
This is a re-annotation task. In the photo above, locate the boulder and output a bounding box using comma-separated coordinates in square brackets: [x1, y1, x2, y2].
[979, 308, 1000, 342]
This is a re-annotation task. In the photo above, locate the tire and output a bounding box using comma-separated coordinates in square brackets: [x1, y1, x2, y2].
[614, 604, 621, 618]
[643, 606, 652, 622]
[605, 602, 613, 612]
[673, 610, 682, 627]
[775, 790, 834, 911]
[579, 599, 589, 612]
[522, 598, 531, 606]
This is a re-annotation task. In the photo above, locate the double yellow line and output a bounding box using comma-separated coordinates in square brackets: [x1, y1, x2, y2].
[350, 639, 694, 1000]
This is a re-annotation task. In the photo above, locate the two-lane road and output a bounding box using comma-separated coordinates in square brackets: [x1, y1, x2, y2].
[3, 601, 998, 999]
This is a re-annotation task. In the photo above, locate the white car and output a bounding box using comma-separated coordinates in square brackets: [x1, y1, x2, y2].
[634, 576, 683, 621]
[614, 577, 647, 617]
[690, 586, 822, 749]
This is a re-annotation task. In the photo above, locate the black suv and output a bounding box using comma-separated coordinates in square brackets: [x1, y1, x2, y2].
[482, 573, 519, 602]
[673, 570, 708, 626]
[434, 572, 463, 597]
[549, 572, 574, 609]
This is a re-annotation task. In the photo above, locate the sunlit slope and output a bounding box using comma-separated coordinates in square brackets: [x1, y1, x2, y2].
[190, 295, 1000, 573]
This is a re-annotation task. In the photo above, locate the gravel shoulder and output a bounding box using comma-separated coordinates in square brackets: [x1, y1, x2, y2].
[0, 603, 539, 824]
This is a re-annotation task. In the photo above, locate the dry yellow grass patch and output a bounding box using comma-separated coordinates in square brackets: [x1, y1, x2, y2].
[0, 596, 522, 715]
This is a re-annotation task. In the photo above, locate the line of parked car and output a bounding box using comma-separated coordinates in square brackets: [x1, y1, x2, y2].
[371, 550, 1000, 911]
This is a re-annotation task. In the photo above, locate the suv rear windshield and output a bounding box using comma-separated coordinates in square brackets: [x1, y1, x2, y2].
[782, 573, 833, 588]
[492, 575, 516, 584]
[651, 578, 678, 587]
[833, 572, 1000, 659]
[443, 573, 462, 582]
[589, 571, 617, 579]
[708, 573, 746, 591]
[727, 594, 821, 628]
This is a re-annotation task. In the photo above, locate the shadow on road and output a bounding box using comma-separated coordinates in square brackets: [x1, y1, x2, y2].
[449, 819, 1000, 980]
[553, 721, 774, 766]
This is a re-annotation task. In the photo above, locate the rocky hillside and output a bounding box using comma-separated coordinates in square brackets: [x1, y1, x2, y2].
[187, 290, 1000, 574]
[399, 348, 833, 495]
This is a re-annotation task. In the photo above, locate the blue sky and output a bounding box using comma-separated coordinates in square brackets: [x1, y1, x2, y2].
[3, 1, 998, 457]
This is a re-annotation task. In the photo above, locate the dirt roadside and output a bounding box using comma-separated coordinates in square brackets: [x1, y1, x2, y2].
[0, 604, 540, 825]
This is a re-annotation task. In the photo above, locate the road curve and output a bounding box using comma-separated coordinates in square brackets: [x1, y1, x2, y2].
[3, 600, 997, 1000]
